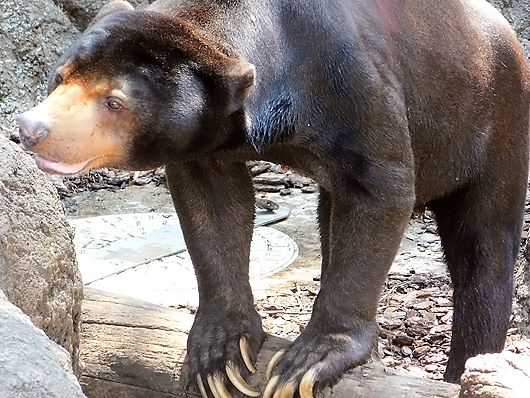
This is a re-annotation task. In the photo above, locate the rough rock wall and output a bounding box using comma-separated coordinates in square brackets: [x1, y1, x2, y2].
[0, 0, 79, 132]
[54, 0, 154, 31]
[489, 1, 530, 40]
[0, 135, 83, 375]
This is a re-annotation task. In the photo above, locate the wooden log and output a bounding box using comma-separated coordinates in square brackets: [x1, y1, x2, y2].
[80, 287, 461, 398]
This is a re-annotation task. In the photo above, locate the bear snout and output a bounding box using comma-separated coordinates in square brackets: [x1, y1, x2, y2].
[16, 111, 51, 149]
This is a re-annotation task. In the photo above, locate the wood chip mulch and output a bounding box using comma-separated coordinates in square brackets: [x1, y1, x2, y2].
[255, 272, 530, 381]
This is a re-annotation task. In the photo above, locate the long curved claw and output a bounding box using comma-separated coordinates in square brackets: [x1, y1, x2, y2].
[239, 337, 256, 374]
[263, 375, 280, 398]
[299, 367, 318, 398]
[272, 382, 296, 398]
[212, 373, 233, 398]
[207, 374, 224, 398]
[266, 349, 286, 381]
[197, 374, 209, 398]
[226, 363, 260, 397]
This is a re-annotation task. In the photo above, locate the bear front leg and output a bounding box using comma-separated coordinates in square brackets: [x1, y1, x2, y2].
[264, 176, 414, 398]
[166, 160, 266, 398]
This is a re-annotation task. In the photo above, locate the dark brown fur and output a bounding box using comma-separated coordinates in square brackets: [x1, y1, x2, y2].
[17, 0, 530, 395]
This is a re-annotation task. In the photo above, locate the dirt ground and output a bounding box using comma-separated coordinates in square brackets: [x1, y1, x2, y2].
[57, 170, 530, 382]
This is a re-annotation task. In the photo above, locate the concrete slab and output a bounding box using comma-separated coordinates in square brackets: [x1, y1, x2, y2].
[66, 187, 448, 308]
[69, 210, 298, 306]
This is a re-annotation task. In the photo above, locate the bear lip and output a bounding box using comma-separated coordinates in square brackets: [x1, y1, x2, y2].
[34, 154, 95, 175]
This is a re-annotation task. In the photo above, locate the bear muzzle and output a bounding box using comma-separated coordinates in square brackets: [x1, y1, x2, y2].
[16, 111, 51, 149]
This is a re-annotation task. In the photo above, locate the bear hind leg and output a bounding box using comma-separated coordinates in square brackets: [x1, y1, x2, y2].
[429, 178, 525, 383]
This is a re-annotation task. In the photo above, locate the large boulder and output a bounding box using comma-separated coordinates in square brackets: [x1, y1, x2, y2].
[0, 134, 83, 375]
[0, 0, 79, 132]
[54, 0, 155, 31]
[0, 290, 86, 398]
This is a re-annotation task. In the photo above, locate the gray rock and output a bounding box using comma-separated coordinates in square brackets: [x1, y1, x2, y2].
[0, 134, 83, 375]
[0, 289, 86, 398]
[489, 1, 530, 41]
[253, 172, 288, 186]
[0, 0, 79, 131]
[286, 173, 315, 188]
[459, 352, 530, 397]
[54, 0, 155, 31]
[253, 183, 284, 193]
[249, 161, 272, 176]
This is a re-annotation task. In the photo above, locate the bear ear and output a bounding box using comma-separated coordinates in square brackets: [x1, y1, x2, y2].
[225, 60, 256, 114]
[88, 0, 134, 28]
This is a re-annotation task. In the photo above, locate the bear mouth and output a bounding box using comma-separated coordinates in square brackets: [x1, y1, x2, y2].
[34, 154, 96, 175]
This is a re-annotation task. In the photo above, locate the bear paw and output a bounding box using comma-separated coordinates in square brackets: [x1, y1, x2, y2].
[195, 338, 259, 398]
[263, 323, 376, 398]
[186, 310, 266, 398]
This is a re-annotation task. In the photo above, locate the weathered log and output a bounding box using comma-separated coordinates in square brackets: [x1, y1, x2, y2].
[80, 288, 461, 398]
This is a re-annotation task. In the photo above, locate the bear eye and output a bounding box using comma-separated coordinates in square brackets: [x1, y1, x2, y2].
[54, 74, 63, 86]
[48, 73, 63, 93]
[106, 99, 123, 111]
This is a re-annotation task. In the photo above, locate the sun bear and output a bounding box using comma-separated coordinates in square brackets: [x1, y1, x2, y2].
[16, 0, 530, 397]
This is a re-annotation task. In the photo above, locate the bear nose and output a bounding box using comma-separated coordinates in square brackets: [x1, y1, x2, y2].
[16, 111, 51, 149]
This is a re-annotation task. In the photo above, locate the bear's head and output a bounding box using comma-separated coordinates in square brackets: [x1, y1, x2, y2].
[17, 0, 255, 174]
